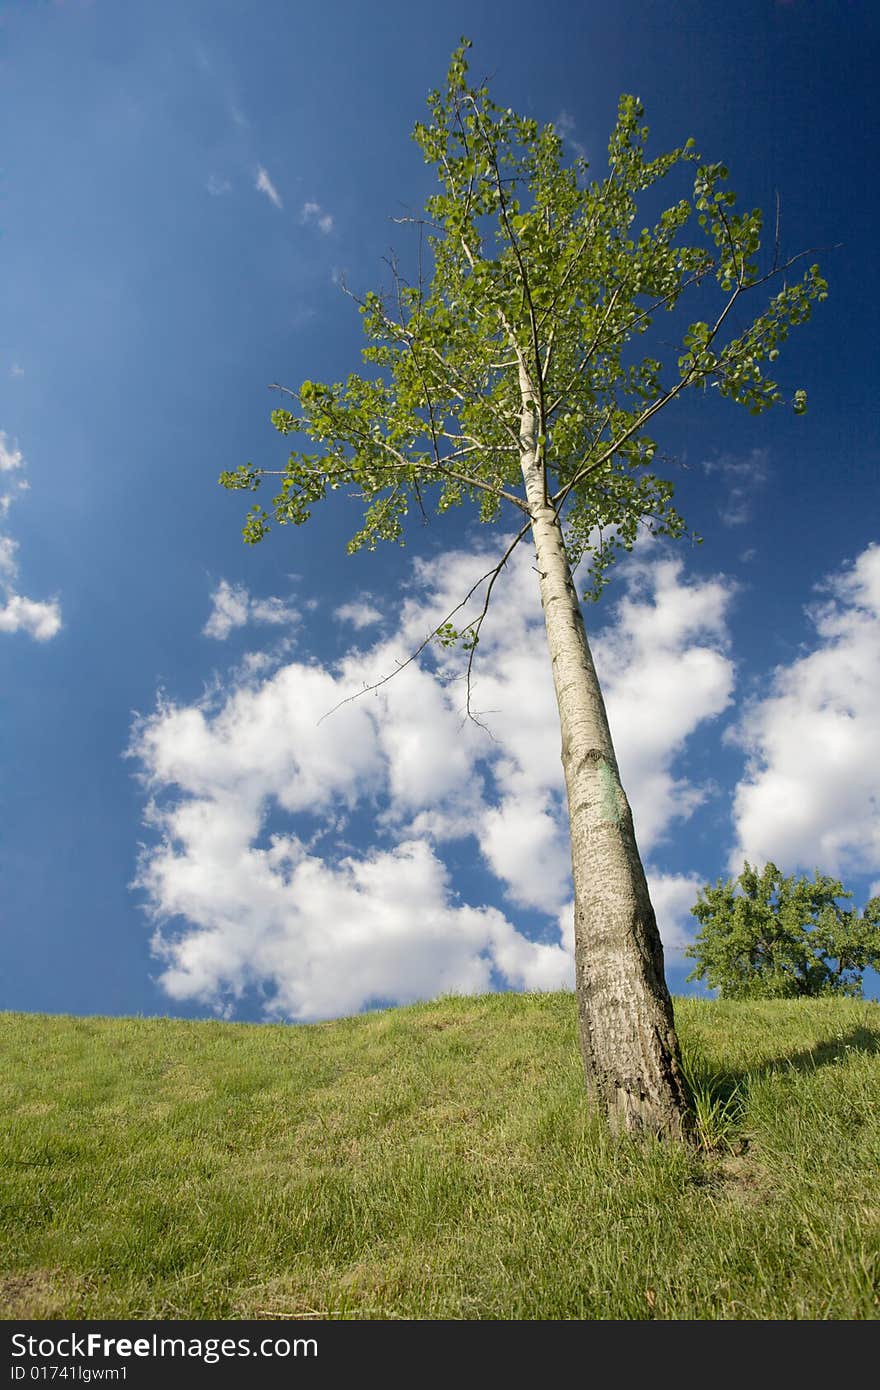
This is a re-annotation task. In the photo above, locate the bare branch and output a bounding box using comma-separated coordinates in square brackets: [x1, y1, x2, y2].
[385, 248, 447, 477]
[462, 519, 532, 727]
[389, 213, 446, 234]
[317, 521, 532, 725]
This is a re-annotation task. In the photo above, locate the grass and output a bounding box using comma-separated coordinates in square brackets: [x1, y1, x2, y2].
[1, 993, 879, 1319]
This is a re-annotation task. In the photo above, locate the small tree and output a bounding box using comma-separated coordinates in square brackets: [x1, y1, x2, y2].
[222, 42, 827, 1138]
[686, 863, 880, 999]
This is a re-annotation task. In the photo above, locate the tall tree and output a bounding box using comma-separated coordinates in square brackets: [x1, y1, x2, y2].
[222, 42, 827, 1138]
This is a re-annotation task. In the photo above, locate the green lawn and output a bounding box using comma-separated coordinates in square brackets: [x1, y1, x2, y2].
[1, 993, 878, 1319]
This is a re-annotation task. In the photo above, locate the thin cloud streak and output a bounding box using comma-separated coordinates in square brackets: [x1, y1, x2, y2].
[300, 200, 334, 233]
[255, 166, 282, 209]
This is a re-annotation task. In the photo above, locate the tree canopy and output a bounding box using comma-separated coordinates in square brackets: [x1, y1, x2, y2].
[686, 863, 880, 999]
[221, 39, 826, 617]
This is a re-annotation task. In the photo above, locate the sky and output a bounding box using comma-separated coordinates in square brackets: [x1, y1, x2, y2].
[1, 0, 878, 1022]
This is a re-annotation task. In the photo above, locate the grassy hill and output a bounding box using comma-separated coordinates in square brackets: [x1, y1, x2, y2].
[1, 993, 878, 1320]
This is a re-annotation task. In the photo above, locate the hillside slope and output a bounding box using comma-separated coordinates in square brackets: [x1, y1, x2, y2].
[1, 993, 878, 1319]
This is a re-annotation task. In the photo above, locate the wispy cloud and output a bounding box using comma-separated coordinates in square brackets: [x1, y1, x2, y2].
[255, 166, 283, 209]
[206, 175, 232, 197]
[703, 447, 768, 527]
[556, 109, 588, 163]
[0, 430, 62, 641]
[300, 200, 334, 234]
[9, 364, 24, 379]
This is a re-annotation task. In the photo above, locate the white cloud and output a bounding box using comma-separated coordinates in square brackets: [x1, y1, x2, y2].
[203, 580, 248, 639]
[591, 553, 736, 849]
[334, 599, 383, 630]
[131, 541, 735, 1020]
[0, 534, 18, 578]
[728, 542, 880, 881]
[255, 166, 282, 209]
[203, 579, 299, 640]
[0, 592, 62, 641]
[206, 175, 232, 197]
[9, 364, 24, 380]
[300, 200, 334, 234]
[250, 595, 299, 626]
[0, 430, 62, 641]
[0, 434, 25, 473]
[144, 836, 569, 1020]
[645, 871, 704, 956]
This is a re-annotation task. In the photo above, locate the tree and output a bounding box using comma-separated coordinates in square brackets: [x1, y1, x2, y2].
[221, 41, 827, 1138]
[686, 863, 880, 1000]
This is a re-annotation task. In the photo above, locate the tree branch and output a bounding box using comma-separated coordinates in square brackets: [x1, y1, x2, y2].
[267, 383, 529, 515]
[462, 519, 532, 726]
[465, 93, 548, 500]
[317, 521, 532, 726]
[549, 247, 823, 509]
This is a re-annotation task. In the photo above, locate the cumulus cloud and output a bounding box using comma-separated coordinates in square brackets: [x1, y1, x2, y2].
[300, 200, 334, 234]
[130, 543, 735, 1020]
[591, 552, 736, 849]
[0, 430, 61, 641]
[255, 166, 282, 209]
[0, 592, 62, 640]
[203, 579, 299, 640]
[146, 837, 570, 1020]
[728, 542, 880, 880]
[335, 599, 383, 630]
[645, 871, 705, 956]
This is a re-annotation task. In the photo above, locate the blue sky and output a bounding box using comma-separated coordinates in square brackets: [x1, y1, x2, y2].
[1, 0, 878, 1021]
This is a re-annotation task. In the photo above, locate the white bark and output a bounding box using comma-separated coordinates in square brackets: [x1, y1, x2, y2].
[518, 378, 691, 1138]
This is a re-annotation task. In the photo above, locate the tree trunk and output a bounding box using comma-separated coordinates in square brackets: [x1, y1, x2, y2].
[518, 395, 692, 1140]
